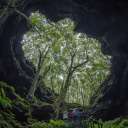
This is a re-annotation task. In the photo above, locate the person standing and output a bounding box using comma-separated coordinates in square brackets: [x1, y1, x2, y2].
[72, 109, 75, 121]
[63, 110, 68, 122]
[73, 108, 79, 124]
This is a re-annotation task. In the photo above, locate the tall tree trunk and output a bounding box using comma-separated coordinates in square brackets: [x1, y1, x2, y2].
[26, 46, 51, 102]
[60, 76, 64, 92]
[73, 90, 74, 102]
[27, 63, 50, 100]
[53, 79, 69, 112]
[79, 87, 81, 103]
[53, 53, 88, 111]
[77, 87, 79, 102]
[51, 76, 54, 91]
[36, 67, 50, 90]
[81, 86, 84, 106]
[27, 68, 41, 101]
[68, 87, 70, 103]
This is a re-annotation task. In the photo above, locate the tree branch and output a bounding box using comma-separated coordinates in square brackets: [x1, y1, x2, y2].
[46, 17, 61, 33]
[75, 67, 86, 72]
[71, 55, 89, 74]
[40, 45, 52, 66]
[38, 48, 42, 69]
[36, 65, 51, 89]
[14, 8, 42, 37]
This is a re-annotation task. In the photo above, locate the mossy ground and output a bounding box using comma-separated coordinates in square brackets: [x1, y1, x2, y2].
[1, 81, 128, 128]
[0, 81, 55, 128]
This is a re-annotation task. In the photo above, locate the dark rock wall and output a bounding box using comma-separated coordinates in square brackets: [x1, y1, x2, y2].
[1, 0, 128, 120]
[89, 57, 128, 120]
[0, 11, 35, 97]
[1, 1, 50, 99]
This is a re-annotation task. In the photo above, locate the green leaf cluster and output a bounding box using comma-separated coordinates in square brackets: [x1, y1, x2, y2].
[49, 119, 68, 128]
[0, 87, 12, 109]
[22, 11, 111, 106]
[0, 81, 32, 128]
[86, 117, 128, 128]
[26, 118, 52, 128]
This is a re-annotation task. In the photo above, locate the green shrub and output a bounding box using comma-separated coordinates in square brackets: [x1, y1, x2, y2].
[85, 117, 128, 128]
[3, 110, 15, 120]
[0, 120, 13, 128]
[27, 121, 53, 128]
[0, 88, 12, 109]
[0, 81, 30, 128]
[104, 117, 121, 126]
[119, 119, 128, 128]
[0, 81, 30, 116]
[27, 118, 53, 128]
[49, 119, 68, 128]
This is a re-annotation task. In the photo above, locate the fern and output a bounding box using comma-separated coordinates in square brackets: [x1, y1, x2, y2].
[50, 119, 68, 127]
[119, 119, 128, 128]
[4, 110, 15, 120]
[86, 117, 128, 128]
[0, 88, 12, 109]
[27, 118, 53, 128]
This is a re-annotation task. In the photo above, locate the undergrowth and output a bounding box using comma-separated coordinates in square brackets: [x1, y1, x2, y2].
[1, 81, 128, 128]
[86, 117, 128, 128]
[49, 119, 68, 128]
[0, 81, 29, 128]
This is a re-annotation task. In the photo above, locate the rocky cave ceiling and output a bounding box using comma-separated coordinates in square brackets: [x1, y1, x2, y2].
[1, 0, 128, 120]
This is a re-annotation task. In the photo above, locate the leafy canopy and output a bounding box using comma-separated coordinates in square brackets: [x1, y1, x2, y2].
[21, 11, 111, 106]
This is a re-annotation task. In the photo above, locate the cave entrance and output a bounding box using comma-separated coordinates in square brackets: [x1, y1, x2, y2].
[1, 0, 128, 122]
[21, 11, 111, 106]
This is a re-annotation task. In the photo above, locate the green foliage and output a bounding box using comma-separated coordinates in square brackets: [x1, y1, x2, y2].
[27, 122, 53, 128]
[49, 119, 68, 127]
[0, 8, 8, 19]
[0, 81, 30, 113]
[104, 117, 120, 126]
[0, 87, 12, 109]
[10, 120, 26, 128]
[22, 11, 111, 106]
[27, 118, 53, 128]
[0, 113, 3, 118]
[3, 110, 15, 120]
[0, 118, 26, 128]
[85, 117, 128, 128]
[0, 81, 31, 128]
[0, 120, 12, 128]
[119, 119, 128, 128]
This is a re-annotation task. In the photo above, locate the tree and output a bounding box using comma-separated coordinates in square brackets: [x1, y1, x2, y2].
[52, 36, 89, 111]
[22, 11, 61, 101]
[22, 11, 111, 107]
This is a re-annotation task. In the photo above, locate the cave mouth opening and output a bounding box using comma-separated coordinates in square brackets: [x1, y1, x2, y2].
[1, 0, 128, 121]
[21, 11, 111, 106]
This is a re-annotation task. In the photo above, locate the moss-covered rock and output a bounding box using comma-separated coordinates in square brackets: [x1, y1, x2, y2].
[31, 102, 55, 121]
[0, 81, 31, 122]
[35, 82, 59, 104]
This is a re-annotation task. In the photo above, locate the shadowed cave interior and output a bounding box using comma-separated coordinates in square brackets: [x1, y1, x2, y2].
[1, 0, 128, 123]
